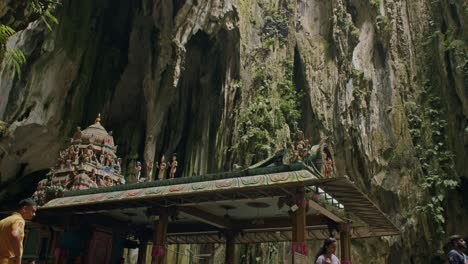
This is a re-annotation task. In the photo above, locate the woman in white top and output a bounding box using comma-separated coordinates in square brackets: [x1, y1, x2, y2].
[315, 237, 341, 264]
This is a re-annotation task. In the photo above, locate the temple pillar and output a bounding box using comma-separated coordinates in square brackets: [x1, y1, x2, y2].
[137, 240, 148, 264]
[225, 231, 236, 264]
[291, 189, 307, 263]
[340, 223, 352, 264]
[151, 208, 168, 264]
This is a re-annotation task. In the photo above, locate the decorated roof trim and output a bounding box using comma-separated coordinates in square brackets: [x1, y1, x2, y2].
[42, 168, 320, 209]
[62, 163, 315, 197]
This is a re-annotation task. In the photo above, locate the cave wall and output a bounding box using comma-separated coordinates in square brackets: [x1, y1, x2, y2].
[0, 0, 467, 262]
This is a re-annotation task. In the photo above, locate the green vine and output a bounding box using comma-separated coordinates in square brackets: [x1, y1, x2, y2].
[260, 0, 294, 48]
[374, 14, 393, 48]
[232, 61, 301, 166]
[370, 0, 381, 9]
[351, 69, 372, 109]
[408, 83, 459, 236]
[330, 3, 360, 59]
[233, 0, 300, 166]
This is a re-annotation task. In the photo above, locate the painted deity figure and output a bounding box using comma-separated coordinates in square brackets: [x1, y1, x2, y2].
[99, 153, 105, 166]
[73, 126, 82, 142]
[156, 156, 167, 180]
[168, 154, 178, 179]
[109, 156, 116, 168]
[59, 150, 66, 165]
[81, 150, 90, 163]
[69, 145, 78, 161]
[104, 176, 113, 187]
[323, 152, 333, 178]
[73, 149, 80, 164]
[91, 152, 97, 164]
[105, 154, 113, 167]
[135, 161, 142, 181]
[293, 131, 306, 162]
[66, 171, 78, 190]
[65, 146, 72, 161]
[115, 158, 122, 173]
[88, 169, 98, 187]
[86, 145, 93, 159]
[66, 159, 72, 169]
[146, 161, 154, 181]
[301, 139, 310, 160]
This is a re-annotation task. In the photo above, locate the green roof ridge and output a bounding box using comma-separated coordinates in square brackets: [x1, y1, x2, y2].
[63, 163, 314, 197]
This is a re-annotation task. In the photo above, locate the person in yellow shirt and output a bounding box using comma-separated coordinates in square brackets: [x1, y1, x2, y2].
[0, 198, 37, 264]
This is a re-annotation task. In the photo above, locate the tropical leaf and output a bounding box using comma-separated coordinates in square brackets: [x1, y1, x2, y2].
[29, 0, 60, 31]
[41, 10, 59, 31]
[0, 1, 60, 79]
[0, 25, 16, 46]
[4, 48, 26, 79]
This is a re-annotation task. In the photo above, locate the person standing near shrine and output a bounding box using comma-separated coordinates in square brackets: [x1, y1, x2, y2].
[448, 234, 468, 264]
[0, 198, 37, 264]
[314, 237, 340, 264]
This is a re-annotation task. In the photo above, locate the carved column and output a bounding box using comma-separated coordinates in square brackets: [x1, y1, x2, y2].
[340, 223, 352, 264]
[151, 208, 168, 264]
[291, 189, 307, 263]
[137, 240, 148, 264]
[225, 231, 236, 264]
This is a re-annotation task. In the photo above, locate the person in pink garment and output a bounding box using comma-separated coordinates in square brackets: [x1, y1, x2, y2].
[315, 237, 341, 264]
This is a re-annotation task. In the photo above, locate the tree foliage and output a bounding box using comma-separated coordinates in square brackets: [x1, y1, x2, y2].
[0, 0, 59, 78]
[28, 0, 60, 31]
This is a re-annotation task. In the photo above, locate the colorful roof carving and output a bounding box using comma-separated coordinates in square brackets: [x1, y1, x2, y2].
[32, 127, 339, 208]
[42, 166, 320, 208]
[33, 114, 125, 205]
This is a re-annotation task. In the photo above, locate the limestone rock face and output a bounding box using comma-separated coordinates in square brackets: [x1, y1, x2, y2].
[0, 0, 466, 262]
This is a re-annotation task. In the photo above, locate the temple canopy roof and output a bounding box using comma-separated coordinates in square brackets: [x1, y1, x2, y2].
[39, 163, 400, 243]
[33, 129, 399, 244]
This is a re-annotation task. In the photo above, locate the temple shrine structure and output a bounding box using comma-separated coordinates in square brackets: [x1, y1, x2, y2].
[23, 116, 399, 264]
[32, 114, 124, 206]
